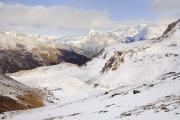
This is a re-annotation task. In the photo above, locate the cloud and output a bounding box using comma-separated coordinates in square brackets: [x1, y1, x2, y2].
[0, 2, 113, 32]
[151, 0, 180, 12]
[0, 1, 176, 36]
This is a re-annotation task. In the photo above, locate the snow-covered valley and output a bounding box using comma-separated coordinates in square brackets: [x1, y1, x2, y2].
[0, 19, 180, 120]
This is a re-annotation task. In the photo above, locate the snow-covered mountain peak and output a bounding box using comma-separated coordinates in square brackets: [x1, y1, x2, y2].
[55, 23, 166, 58]
[120, 24, 166, 43]
[0, 31, 56, 50]
[88, 29, 97, 36]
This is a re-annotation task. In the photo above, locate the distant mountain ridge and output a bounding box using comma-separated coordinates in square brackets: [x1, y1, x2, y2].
[57, 24, 166, 57]
[0, 31, 90, 73]
[0, 22, 169, 74]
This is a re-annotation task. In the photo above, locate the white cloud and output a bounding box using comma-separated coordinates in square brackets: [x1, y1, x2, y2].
[0, 2, 177, 36]
[0, 2, 113, 32]
[151, 0, 180, 12]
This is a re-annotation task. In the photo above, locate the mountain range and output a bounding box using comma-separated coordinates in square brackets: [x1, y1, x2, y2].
[0, 19, 180, 120]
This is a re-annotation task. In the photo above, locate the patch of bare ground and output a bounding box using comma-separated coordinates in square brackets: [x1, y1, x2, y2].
[0, 90, 44, 113]
[42, 113, 81, 120]
[0, 95, 27, 113]
[119, 95, 180, 118]
[17, 90, 44, 108]
[43, 116, 64, 120]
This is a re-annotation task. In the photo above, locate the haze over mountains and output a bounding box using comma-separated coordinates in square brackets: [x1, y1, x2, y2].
[0, 19, 180, 120]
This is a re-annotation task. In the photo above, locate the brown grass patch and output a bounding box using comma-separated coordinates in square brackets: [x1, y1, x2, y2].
[17, 91, 44, 108]
[0, 90, 44, 113]
[0, 95, 27, 113]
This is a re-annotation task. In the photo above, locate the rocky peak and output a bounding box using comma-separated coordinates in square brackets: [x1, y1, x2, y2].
[101, 51, 125, 74]
[162, 19, 180, 38]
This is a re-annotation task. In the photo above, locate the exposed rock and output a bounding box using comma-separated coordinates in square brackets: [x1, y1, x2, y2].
[162, 19, 180, 38]
[58, 49, 90, 66]
[133, 90, 141, 94]
[111, 93, 122, 97]
[68, 113, 81, 116]
[101, 51, 124, 73]
[98, 110, 108, 113]
[104, 91, 109, 95]
[119, 95, 180, 118]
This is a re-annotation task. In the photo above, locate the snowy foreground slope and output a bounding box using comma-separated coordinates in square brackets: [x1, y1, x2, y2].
[1, 20, 180, 120]
[2, 72, 180, 120]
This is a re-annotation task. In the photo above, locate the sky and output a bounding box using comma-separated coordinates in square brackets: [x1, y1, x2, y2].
[1, 0, 156, 20]
[0, 0, 179, 36]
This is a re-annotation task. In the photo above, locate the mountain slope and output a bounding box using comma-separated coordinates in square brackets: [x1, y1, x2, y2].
[0, 49, 45, 73]
[1, 19, 179, 120]
[84, 19, 180, 89]
[0, 32, 90, 73]
[0, 74, 44, 113]
[2, 71, 180, 120]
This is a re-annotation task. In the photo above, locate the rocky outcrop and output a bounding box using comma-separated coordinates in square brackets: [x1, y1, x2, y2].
[58, 49, 90, 66]
[101, 51, 124, 74]
[133, 90, 141, 94]
[162, 19, 180, 38]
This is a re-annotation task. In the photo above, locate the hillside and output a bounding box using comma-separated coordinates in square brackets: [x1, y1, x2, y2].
[0, 32, 90, 73]
[0, 19, 179, 120]
[0, 74, 44, 113]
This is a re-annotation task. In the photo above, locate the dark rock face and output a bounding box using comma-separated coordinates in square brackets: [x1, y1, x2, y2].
[0, 49, 44, 73]
[133, 90, 141, 94]
[162, 19, 180, 38]
[101, 51, 124, 74]
[58, 49, 90, 66]
[0, 47, 90, 73]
